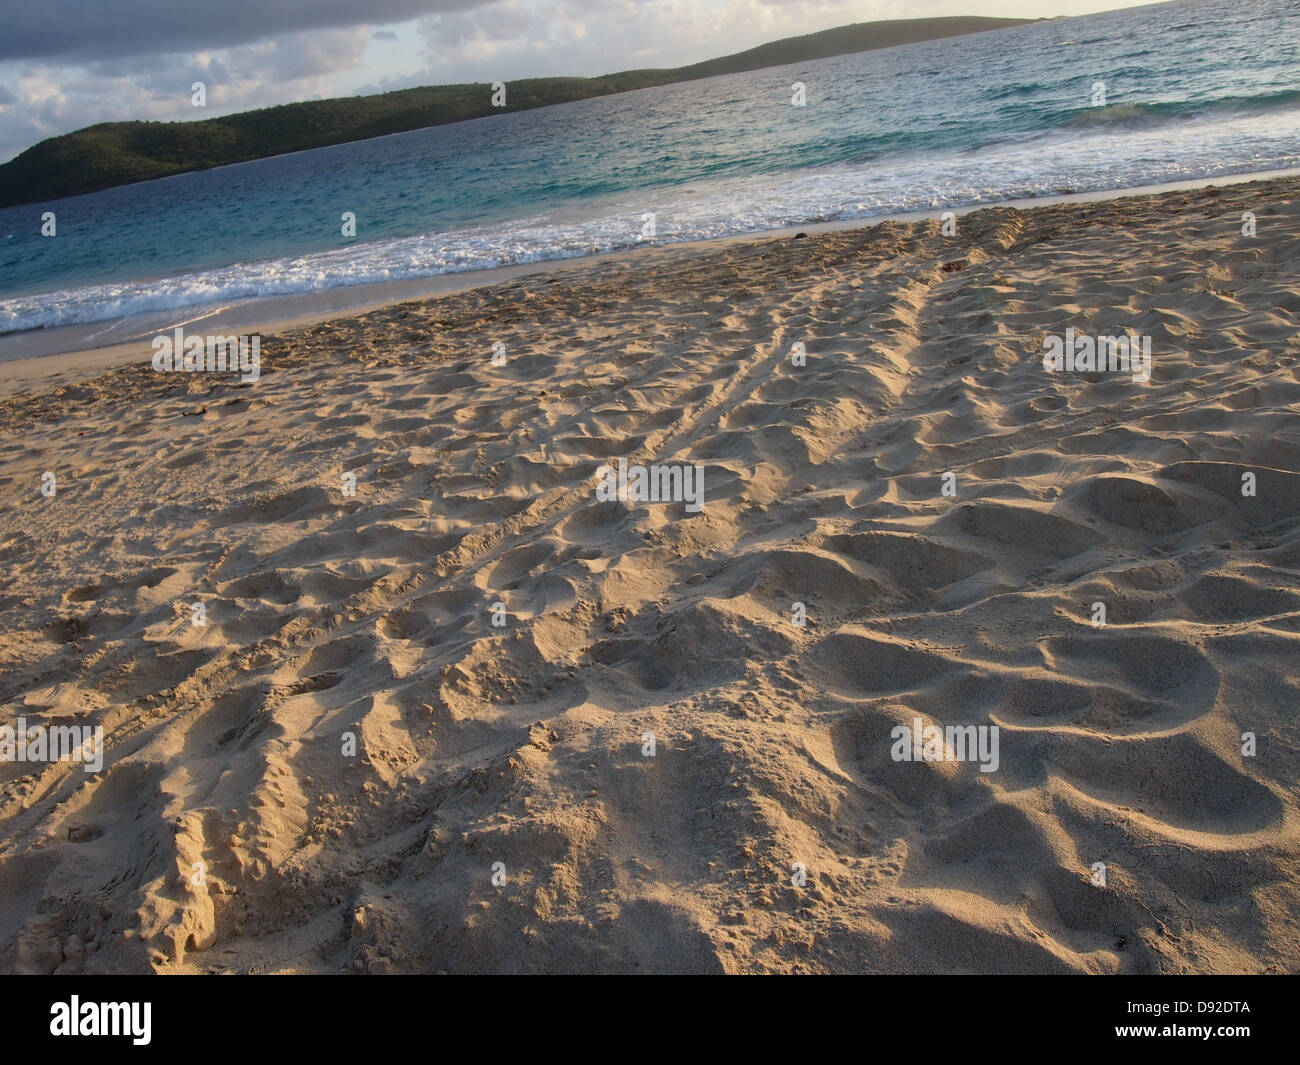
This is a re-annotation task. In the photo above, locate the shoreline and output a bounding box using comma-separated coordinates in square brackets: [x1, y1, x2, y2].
[3, 165, 1298, 398]
[1, 163, 1296, 973]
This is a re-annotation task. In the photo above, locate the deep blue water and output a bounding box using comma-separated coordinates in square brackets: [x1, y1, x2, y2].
[2, 0, 1299, 332]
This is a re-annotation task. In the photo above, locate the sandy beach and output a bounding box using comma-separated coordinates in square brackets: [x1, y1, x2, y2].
[1, 175, 1298, 974]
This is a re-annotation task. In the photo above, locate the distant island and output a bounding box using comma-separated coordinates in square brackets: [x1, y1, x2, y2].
[0, 16, 1036, 207]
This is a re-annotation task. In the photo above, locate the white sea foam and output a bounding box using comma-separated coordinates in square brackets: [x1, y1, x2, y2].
[3, 112, 1298, 334]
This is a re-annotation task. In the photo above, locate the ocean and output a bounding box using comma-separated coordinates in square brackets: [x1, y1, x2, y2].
[1, 0, 1298, 337]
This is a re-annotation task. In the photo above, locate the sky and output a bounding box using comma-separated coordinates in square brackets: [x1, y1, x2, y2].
[0, 0, 1170, 163]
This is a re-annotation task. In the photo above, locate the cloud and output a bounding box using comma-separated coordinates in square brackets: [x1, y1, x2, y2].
[352, 0, 916, 102]
[1, 0, 486, 62]
[412, 0, 897, 82]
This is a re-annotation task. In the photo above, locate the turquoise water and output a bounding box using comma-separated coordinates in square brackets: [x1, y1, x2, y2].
[2, 0, 1299, 332]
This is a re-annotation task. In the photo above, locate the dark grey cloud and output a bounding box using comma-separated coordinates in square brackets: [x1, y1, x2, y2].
[0, 0, 486, 62]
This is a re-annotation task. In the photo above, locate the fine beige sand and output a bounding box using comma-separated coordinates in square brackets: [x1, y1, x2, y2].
[1, 176, 1298, 974]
